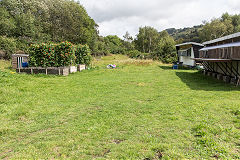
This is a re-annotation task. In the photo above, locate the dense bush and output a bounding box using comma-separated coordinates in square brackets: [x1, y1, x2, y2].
[28, 41, 92, 67]
[29, 43, 57, 67]
[0, 0, 98, 55]
[75, 44, 92, 66]
[54, 41, 76, 67]
[0, 36, 17, 58]
[128, 50, 142, 59]
[128, 50, 151, 59]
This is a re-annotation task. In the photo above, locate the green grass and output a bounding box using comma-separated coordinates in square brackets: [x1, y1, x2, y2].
[0, 55, 240, 159]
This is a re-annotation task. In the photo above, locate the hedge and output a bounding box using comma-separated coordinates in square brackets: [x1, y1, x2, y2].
[75, 44, 92, 66]
[28, 41, 92, 67]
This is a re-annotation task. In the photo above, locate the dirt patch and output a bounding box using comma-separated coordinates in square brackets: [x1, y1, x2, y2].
[113, 139, 124, 144]
[102, 149, 111, 156]
[213, 154, 219, 159]
[53, 146, 63, 157]
[155, 150, 163, 159]
[0, 149, 13, 159]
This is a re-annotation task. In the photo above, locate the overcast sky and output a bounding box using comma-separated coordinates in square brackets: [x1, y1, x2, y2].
[80, 0, 240, 38]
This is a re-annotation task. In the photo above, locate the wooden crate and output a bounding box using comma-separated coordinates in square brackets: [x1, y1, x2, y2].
[70, 66, 77, 73]
[77, 64, 86, 72]
[16, 67, 69, 76]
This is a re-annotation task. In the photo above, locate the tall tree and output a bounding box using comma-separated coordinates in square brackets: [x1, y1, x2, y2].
[134, 26, 159, 53]
[153, 31, 176, 63]
[0, 0, 98, 49]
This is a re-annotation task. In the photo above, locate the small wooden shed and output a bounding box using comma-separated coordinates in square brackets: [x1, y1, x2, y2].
[176, 42, 204, 67]
[12, 54, 29, 69]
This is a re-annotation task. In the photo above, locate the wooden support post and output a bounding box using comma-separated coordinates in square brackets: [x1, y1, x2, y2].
[237, 61, 239, 77]
[216, 63, 227, 75]
[236, 76, 240, 87]
[230, 62, 239, 78]
[46, 68, 48, 75]
[224, 62, 234, 76]
[206, 62, 214, 72]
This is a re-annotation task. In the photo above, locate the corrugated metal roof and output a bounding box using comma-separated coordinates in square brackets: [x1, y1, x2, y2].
[175, 42, 204, 47]
[203, 32, 240, 45]
[200, 42, 240, 51]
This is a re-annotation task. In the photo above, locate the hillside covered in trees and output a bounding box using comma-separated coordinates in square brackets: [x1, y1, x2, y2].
[166, 13, 240, 43]
[1, 0, 240, 64]
[0, 0, 98, 57]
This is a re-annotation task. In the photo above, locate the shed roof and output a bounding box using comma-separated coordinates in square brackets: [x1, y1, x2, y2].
[175, 42, 204, 47]
[203, 32, 240, 45]
[200, 42, 240, 51]
[12, 54, 29, 57]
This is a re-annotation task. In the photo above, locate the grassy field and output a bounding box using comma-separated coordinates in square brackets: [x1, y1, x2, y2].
[0, 55, 240, 159]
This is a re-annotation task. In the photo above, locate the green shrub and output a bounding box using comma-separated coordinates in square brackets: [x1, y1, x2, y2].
[128, 50, 142, 58]
[0, 36, 17, 59]
[29, 41, 75, 67]
[54, 41, 76, 67]
[28, 43, 56, 67]
[128, 50, 151, 59]
[159, 51, 178, 64]
[75, 44, 92, 66]
[28, 41, 92, 67]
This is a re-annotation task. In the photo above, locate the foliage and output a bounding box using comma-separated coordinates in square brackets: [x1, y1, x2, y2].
[199, 13, 237, 42]
[0, 0, 98, 53]
[29, 43, 57, 67]
[128, 50, 149, 59]
[153, 31, 177, 63]
[134, 26, 159, 53]
[0, 7, 16, 37]
[104, 35, 126, 54]
[166, 25, 203, 43]
[0, 36, 17, 58]
[75, 44, 92, 66]
[28, 41, 76, 67]
[54, 41, 76, 67]
[92, 35, 129, 56]
[28, 41, 92, 67]
[133, 29, 177, 63]
[167, 13, 240, 43]
[128, 50, 142, 59]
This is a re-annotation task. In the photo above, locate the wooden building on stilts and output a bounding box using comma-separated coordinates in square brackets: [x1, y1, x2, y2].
[193, 32, 240, 85]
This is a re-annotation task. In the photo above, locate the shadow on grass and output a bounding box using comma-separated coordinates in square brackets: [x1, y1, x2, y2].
[176, 71, 240, 91]
[159, 66, 173, 70]
[159, 65, 195, 70]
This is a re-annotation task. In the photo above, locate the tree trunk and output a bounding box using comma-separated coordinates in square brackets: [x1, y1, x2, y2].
[149, 37, 151, 53]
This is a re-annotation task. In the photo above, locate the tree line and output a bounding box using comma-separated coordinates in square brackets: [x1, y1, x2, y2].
[166, 13, 240, 43]
[0, 0, 97, 58]
[0, 0, 240, 63]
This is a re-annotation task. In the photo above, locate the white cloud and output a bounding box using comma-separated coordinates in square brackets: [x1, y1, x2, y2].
[80, 0, 240, 38]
